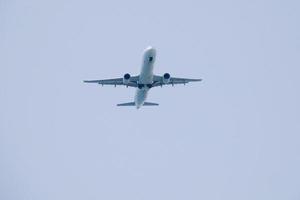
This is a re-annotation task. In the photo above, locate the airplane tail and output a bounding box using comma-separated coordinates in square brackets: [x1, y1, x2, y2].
[117, 102, 159, 106]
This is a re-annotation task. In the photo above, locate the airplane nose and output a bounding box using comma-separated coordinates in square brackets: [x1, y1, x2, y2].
[146, 46, 154, 50]
[144, 46, 156, 54]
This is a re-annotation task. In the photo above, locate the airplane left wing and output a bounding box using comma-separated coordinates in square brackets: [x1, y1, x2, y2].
[152, 75, 202, 87]
[83, 76, 139, 87]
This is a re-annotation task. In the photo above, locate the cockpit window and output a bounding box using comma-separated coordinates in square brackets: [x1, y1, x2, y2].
[148, 56, 153, 62]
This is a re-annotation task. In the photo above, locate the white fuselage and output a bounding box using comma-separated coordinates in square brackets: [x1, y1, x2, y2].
[134, 47, 156, 109]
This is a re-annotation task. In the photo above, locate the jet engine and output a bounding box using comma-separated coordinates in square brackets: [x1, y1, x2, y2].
[123, 73, 131, 84]
[162, 73, 171, 84]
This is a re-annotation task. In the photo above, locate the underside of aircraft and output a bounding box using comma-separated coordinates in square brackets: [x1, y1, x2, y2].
[84, 46, 202, 109]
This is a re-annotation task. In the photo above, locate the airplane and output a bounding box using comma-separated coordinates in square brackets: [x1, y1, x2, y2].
[84, 46, 202, 109]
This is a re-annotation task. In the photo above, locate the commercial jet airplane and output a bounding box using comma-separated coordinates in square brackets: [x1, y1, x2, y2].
[84, 46, 202, 109]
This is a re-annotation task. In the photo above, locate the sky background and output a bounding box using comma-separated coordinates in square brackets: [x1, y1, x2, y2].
[1, 0, 300, 199]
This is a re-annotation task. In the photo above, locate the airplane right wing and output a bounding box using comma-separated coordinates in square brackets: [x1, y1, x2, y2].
[152, 75, 202, 87]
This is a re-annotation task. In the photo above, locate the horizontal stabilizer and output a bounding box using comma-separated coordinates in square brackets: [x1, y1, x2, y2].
[117, 102, 159, 107]
[143, 102, 159, 106]
[117, 102, 135, 106]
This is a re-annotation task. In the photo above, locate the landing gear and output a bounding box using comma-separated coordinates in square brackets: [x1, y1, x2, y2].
[138, 84, 153, 89]
[138, 84, 144, 89]
[146, 84, 152, 88]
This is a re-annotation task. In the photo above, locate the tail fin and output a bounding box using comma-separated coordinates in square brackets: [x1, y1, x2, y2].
[117, 102, 135, 106]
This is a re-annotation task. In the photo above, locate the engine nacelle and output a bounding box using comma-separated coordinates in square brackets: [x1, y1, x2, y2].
[123, 73, 131, 84]
[162, 73, 171, 84]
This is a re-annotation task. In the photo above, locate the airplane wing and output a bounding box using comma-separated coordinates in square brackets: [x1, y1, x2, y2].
[83, 76, 139, 87]
[152, 75, 202, 87]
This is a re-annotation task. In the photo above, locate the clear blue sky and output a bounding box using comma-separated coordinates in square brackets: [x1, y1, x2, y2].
[1, 0, 300, 199]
